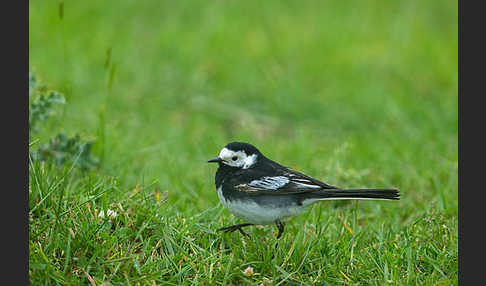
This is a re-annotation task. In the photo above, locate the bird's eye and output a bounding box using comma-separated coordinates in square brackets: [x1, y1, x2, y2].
[232, 156, 238, 161]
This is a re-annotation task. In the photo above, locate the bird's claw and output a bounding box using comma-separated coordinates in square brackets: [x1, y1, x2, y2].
[218, 223, 253, 236]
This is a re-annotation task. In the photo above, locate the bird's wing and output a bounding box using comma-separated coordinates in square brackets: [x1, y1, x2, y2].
[283, 168, 338, 189]
[234, 168, 337, 195]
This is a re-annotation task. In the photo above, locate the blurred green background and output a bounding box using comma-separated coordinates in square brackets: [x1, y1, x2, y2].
[29, 0, 457, 284]
[29, 0, 457, 191]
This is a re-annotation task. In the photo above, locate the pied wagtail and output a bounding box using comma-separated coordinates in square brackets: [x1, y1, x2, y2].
[208, 142, 400, 239]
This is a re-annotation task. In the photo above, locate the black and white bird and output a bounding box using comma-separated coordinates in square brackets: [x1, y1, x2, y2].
[208, 142, 399, 238]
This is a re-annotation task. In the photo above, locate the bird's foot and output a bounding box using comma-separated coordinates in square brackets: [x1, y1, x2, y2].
[218, 223, 253, 236]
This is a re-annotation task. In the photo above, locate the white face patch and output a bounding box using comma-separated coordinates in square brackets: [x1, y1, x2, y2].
[218, 147, 258, 169]
[242, 154, 257, 169]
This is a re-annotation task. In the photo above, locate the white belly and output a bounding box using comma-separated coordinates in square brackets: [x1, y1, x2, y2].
[217, 187, 305, 225]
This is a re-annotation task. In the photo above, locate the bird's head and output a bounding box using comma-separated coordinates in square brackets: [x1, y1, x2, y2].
[207, 142, 262, 169]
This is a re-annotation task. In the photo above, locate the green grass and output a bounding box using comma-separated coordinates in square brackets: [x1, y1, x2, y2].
[29, 0, 457, 285]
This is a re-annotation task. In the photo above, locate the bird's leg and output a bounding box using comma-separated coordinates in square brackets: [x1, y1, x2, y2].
[276, 220, 285, 239]
[218, 223, 254, 236]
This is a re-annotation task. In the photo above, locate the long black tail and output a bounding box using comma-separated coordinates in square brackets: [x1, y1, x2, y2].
[311, 188, 400, 200]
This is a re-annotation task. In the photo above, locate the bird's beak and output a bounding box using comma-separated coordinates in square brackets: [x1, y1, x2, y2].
[207, 157, 223, 163]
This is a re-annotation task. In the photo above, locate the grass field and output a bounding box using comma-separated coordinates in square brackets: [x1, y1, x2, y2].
[29, 1, 458, 285]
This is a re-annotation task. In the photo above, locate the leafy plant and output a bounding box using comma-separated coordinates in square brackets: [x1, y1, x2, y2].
[29, 72, 66, 134]
[30, 133, 99, 171]
[29, 72, 99, 171]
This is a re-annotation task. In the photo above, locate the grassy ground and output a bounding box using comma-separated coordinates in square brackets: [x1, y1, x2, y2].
[29, 0, 457, 285]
